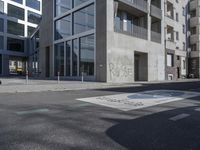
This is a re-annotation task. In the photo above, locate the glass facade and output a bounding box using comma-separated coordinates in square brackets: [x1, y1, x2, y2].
[54, 1, 95, 77]
[55, 15, 71, 40]
[11, 0, 23, 4]
[54, 42, 64, 76]
[80, 34, 94, 76]
[55, 0, 90, 16]
[73, 4, 94, 35]
[28, 11, 41, 24]
[8, 4, 24, 20]
[0, 36, 3, 50]
[55, 4, 94, 40]
[72, 39, 78, 76]
[26, 0, 40, 11]
[66, 41, 71, 76]
[28, 26, 36, 36]
[55, 0, 71, 16]
[0, 0, 3, 14]
[7, 37, 24, 52]
[0, 18, 3, 32]
[73, 0, 90, 7]
[7, 20, 24, 36]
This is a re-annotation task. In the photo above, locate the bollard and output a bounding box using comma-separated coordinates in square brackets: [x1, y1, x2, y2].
[26, 70, 28, 84]
[57, 72, 60, 84]
[81, 72, 84, 83]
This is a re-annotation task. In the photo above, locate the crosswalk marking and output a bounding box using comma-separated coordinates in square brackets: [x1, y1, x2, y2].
[77, 90, 200, 111]
[169, 114, 190, 121]
[195, 108, 200, 112]
[16, 109, 49, 115]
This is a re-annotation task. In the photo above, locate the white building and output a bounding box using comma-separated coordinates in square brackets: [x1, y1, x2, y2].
[164, 0, 189, 80]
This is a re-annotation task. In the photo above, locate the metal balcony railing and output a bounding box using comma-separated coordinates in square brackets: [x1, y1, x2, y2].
[119, 0, 148, 13]
[151, 5, 162, 19]
[151, 31, 161, 43]
[115, 25, 148, 40]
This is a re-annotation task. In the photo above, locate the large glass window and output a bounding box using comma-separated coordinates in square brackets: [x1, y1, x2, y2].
[167, 53, 174, 67]
[80, 34, 94, 76]
[115, 11, 122, 31]
[73, 4, 94, 35]
[0, 18, 3, 32]
[72, 39, 78, 76]
[7, 37, 24, 52]
[55, 15, 71, 40]
[11, 0, 23, 4]
[0, 0, 3, 14]
[0, 54, 2, 74]
[7, 20, 24, 36]
[66, 41, 71, 76]
[8, 4, 24, 20]
[28, 26, 36, 36]
[74, 0, 89, 7]
[26, 0, 40, 11]
[54, 42, 64, 76]
[28, 11, 41, 25]
[55, 0, 71, 16]
[0, 36, 3, 49]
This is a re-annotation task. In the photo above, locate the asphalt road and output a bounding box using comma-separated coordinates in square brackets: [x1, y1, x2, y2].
[0, 81, 200, 150]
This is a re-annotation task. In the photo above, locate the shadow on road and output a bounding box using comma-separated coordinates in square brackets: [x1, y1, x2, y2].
[105, 105, 200, 150]
[96, 81, 200, 93]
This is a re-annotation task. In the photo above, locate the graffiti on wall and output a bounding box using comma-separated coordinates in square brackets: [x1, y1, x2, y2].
[109, 63, 133, 80]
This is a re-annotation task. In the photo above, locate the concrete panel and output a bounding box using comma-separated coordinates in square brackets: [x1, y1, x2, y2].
[96, 0, 107, 82]
[39, 0, 54, 78]
[107, 48, 134, 83]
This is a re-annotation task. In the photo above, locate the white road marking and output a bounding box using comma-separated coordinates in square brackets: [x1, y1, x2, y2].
[77, 90, 200, 111]
[169, 114, 190, 121]
[16, 109, 49, 115]
[195, 108, 200, 112]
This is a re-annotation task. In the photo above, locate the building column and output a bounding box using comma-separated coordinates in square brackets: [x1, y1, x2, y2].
[148, 0, 151, 41]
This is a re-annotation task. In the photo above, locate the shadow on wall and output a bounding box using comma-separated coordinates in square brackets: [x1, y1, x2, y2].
[105, 105, 200, 150]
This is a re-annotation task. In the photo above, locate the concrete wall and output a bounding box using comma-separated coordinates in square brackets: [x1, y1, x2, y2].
[2, 54, 9, 76]
[105, 0, 165, 83]
[96, 0, 107, 82]
[39, 0, 54, 78]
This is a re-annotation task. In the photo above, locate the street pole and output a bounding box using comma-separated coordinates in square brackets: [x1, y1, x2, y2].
[81, 72, 84, 83]
[26, 70, 28, 84]
[26, 61, 28, 84]
[57, 72, 60, 84]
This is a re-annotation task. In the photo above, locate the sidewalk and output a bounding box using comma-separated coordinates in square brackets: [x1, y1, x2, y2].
[0, 78, 199, 94]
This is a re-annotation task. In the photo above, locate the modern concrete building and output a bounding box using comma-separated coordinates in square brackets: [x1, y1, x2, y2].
[0, 0, 42, 76]
[39, 0, 166, 83]
[164, 0, 189, 80]
[1, 0, 196, 83]
[189, 0, 200, 78]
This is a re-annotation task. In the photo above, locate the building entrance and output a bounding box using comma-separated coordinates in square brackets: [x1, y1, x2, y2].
[134, 52, 148, 81]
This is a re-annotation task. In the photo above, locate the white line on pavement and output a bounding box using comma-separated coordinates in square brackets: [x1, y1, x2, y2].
[16, 109, 49, 115]
[195, 108, 200, 112]
[169, 114, 190, 121]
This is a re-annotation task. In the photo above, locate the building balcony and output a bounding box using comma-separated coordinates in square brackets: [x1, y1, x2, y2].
[190, 34, 199, 44]
[118, 0, 148, 13]
[115, 25, 148, 40]
[190, 0, 197, 11]
[166, 40, 176, 50]
[190, 17, 199, 27]
[165, 16, 175, 27]
[150, 5, 162, 19]
[151, 31, 161, 43]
